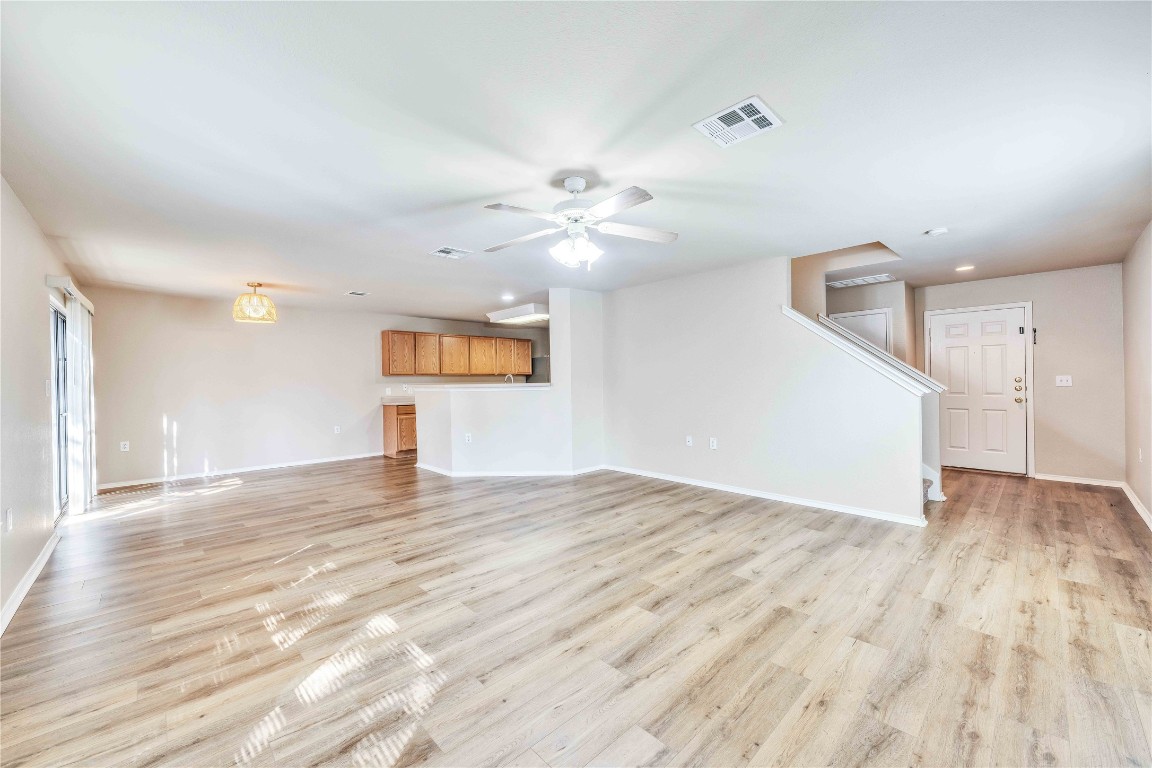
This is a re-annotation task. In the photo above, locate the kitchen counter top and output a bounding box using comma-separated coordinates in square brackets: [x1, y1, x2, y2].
[380, 397, 416, 406]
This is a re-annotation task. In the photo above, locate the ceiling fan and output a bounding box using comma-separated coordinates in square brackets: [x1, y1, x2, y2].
[482, 176, 678, 270]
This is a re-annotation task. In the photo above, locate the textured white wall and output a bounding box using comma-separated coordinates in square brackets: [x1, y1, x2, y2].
[604, 255, 925, 522]
[1, 178, 70, 612]
[1123, 223, 1151, 510]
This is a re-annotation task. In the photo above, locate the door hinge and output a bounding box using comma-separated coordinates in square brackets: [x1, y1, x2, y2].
[1032, 328, 1037, 345]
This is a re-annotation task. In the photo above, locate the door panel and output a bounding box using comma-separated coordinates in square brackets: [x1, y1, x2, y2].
[440, 335, 469, 375]
[930, 306, 1027, 473]
[828, 309, 891, 353]
[469, 337, 497, 375]
[496, 338, 515, 374]
[415, 333, 440, 375]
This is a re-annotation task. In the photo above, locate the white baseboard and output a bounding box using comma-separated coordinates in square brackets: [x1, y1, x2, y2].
[604, 466, 927, 527]
[1121, 482, 1152, 533]
[97, 452, 386, 491]
[1033, 473, 1125, 487]
[1, 531, 60, 636]
[415, 463, 607, 478]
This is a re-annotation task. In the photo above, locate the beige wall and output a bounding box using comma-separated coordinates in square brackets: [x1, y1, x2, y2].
[826, 280, 916, 364]
[606, 255, 926, 523]
[1123, 222, 1151, 511]
[915, 264, 1126, 481]
[789, 243, 901, 318]
[86, 285, 547, 486]
[1, 178, 71, 615]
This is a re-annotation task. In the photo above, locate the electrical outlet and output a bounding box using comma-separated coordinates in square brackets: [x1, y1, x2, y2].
[464, 432, 472, 444]
[709, 437, 718, 450]
[4, 509, 12, 533]
[1055, 375, 1073, 387]
[402, 384, 410, 393]
[334, 426, 341, 434]
[1140, 448, 1144, 463]
[119, 441, 130, 452]
[686, 435, 693, 447]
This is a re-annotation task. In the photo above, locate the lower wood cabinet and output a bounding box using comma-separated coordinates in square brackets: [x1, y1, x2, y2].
[383, 404, 417, 457]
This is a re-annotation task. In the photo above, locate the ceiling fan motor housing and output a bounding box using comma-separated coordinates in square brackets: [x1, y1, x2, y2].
[553, 197, 594, 220]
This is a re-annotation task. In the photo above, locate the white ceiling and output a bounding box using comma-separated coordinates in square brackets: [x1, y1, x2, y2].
[3, 2, 1149, 320]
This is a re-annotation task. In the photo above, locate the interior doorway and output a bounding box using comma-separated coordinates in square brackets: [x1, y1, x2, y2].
[925, 303, 1033, 475]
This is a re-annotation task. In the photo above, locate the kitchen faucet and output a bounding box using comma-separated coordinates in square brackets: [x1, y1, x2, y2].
[504, 374, 515, 383]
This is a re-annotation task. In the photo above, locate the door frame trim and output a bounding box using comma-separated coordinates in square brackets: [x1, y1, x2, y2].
[828, 307, 894, 354]
[923, 301, 1035, 477]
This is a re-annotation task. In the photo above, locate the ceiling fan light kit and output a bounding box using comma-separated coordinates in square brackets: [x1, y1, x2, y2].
[481, 175, 677, 269]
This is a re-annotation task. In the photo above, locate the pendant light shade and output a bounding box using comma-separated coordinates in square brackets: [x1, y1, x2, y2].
[233, 282, 277, 323]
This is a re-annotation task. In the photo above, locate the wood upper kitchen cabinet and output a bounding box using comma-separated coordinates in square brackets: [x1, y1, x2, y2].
[514, 339, 532, 375]
[496, 338, 515, 374]
[469, 336, 497, 375]
[440, 335, 470, 375]
[415, 333, 441, 375]
[381, 331, 416, 375]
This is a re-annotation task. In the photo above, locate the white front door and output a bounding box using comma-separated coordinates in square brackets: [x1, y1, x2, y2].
[929, 306, 1028, 473]
[829, 308, 892, 353]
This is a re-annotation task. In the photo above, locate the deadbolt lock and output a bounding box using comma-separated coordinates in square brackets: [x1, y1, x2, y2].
[1015, 385, 1023, 391]
[1014, 377, 1022, 383]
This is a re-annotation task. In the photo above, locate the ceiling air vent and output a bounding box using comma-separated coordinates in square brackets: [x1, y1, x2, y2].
[693, 96, 783, 148]
[430, 246, 471, 259]
[826, 274, 896, 289]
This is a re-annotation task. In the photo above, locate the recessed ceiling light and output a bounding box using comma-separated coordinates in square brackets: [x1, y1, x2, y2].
[501, 293, 515, 302]
[924, 228, 949, 237]
[345, 290, 370, 296]
[955, 265, 974, 272]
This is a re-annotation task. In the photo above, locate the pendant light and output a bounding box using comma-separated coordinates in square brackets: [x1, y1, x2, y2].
[232, 282, 277, 323]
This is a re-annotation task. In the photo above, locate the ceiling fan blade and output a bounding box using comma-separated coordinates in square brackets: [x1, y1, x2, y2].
[595, 221, 679, 244]
[484, 203, 558, 222]
[483, 227, 564, 253]
[586, 186, 653, 220]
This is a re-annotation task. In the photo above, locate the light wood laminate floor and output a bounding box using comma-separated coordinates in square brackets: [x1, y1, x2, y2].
[2, 459, 1150, 767]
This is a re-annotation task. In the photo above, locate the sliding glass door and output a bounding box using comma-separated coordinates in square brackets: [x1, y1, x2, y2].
[52, 306, 68, 520]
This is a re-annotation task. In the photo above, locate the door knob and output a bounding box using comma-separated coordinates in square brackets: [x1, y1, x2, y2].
[1015, 397, 1024, 403]
[1015, 385, 1023, 391]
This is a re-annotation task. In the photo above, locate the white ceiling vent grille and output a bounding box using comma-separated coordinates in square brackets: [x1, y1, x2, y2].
[430, 246, 471, 259]
[693, 96, 783, 148]
[826, 273, 896, 289]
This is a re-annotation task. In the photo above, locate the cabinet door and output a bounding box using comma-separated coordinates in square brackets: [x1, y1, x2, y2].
[440, 335, 470, 375]
[415, 333, 441, 375]
[382, 331, 416, 375]
[470, 337, 497, 375]
[496, 338, 515, 374]
[514, 339, 532, 375]
[397, 414, 417, 451]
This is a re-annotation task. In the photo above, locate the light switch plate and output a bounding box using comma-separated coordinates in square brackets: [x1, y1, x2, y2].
[386, 387, 392, 395]
[1056, 375, 1073, 387]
